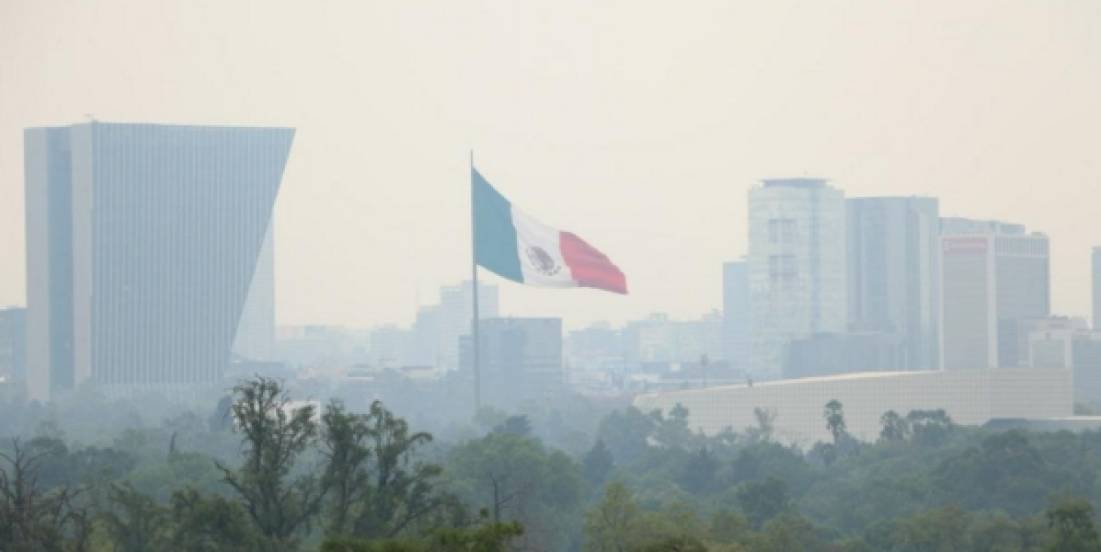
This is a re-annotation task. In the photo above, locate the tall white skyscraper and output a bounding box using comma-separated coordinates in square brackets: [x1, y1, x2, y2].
[939, 218, 1050, 370]
[748, 179, 847, 379]
[847, 197, 940, 369]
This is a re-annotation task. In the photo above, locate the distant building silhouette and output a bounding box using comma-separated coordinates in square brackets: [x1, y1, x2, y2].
[461, 317, 562, 408]
[438, 281, 497, 372]
[722, 259, 750, 372]
[748, 179, 847, 379]
[24, 122, 293, 401]
[0, 307, 26, 387]
[1023, 316, 1101, 406]
[939, 218, 1050, 370]
[846, 197, 940, 370]
[1093, 247, 1101, 330]
[232, 224, 275, 362]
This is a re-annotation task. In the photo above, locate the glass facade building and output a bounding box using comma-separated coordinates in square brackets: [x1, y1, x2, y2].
[1093, 247, 1101, 330]
[748, 179, 847, 379]
[24, 122, 293, 401]
[722, 259, 750, 371]
[846, 197, 940, 370]
[939, 218, 1050, 370]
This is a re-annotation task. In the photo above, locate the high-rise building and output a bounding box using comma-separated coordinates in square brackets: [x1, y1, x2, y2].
[0, 307, 26, 387]
[460, 317, 562, 407]
[939, 218, 1050, 370]
[1024, 317, 1101, 406]
[748, 179, 847, 379]
[25, 122, 293, 401]
[565, 322, 624, 375]
[1093, 247, 1101, 330]
[438, 281, 498, 372]
[847, 197, 940, 369]
[722, 260, 750, 372]
[232, 224, 275, 361]
[409, 305, 441, 368]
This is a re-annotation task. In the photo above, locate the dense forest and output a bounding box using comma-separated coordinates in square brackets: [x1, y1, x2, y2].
[2, 378, 1101, 551]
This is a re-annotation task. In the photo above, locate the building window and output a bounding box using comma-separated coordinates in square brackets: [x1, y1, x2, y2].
[769, 254, 797, 288]
[768, 218, 796, 244]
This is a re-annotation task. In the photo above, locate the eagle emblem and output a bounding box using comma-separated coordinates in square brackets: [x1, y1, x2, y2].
[525, 246, 561, 276]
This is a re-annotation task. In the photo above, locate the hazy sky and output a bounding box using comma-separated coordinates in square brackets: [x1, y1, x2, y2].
[2, 1, 1099, 330]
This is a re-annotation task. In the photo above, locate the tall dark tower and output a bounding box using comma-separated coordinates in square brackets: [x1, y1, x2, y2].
[25, 123, 293, 401]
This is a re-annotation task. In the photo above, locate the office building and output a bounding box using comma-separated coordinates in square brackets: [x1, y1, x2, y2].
[438, 281, 498, 372]
[461, 317, 563, 408]
[1093, 247, 1101, 330]
[1024, 318, 1101, 406]
[784, 331, 905, 379]
[847, 197, 940, 369]
[635, 368, 1072, 446]
[25, 122, 293, 401]
[565, 322, 624, 375]
[409, 305, 442, 369]
[748, 179, 847, 379]
[232, 224, 275, 361]
[939, 218, 1050, 370]
[722, 260, 750, 372]
[0, 307, 26, 386]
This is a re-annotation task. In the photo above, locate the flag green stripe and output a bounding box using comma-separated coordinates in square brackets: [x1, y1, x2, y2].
[472, 169, 523, 282]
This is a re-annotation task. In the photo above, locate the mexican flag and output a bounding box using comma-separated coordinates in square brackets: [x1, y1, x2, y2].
[472, 168, 627, 295]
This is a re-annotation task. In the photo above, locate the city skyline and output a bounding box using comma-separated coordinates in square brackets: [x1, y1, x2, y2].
[2, 1, 1100, 331]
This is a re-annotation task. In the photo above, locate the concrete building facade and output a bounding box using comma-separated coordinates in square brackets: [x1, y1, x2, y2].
[635, 368, 1073, 446]
[939, 218, 1050, 370]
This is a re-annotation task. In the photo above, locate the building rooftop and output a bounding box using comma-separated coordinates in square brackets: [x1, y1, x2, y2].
[761, 178, 829, 189]
[636, 370, 920, 400]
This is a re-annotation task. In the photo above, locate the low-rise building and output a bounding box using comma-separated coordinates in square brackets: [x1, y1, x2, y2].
[634, 368, 1072, 447]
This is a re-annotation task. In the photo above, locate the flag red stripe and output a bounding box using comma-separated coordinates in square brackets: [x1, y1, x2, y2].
[559, 231, 627, 294]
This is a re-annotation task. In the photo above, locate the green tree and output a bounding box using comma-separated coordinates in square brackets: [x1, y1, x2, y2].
[448, 432, 582, 551]
[584, 481, 639, 552]
[677, 448, 718, 494]
[166, 487, 264, 552]
[745, 408, 776, 443]
[906, 409, 954, 447]
[595, 408, 656, 465]
[582, 439, 614, 488]
[0, 439, 91, 552]
[823, 400, 846, 445]
[492, 416, 532, 438]
[350, 400, 445, 538]
[321, 400, 373, 537]
[1046, 498, 1101, 552]
[217, 377, 322, 547]
[652, 404, 694, 450]
[321, 518, 523, 552]
[101, 483, 167, 552]
[736, 477, 790, 529]
[878, 410, 909, 443]
[750, 514, 832, 552]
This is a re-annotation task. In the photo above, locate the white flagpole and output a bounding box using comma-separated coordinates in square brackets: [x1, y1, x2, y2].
[470, 150, 482, 415]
